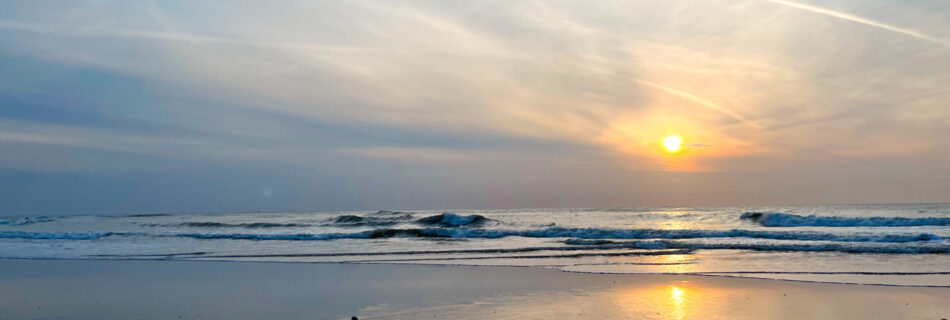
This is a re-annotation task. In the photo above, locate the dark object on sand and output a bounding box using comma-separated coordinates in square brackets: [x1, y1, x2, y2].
[351, 317, 358, 320]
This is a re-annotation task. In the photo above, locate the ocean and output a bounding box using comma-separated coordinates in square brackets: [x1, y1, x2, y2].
[3, 204, 950, 287]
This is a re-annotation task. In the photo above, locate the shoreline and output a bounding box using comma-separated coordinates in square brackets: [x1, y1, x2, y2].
[4, 256, 950, 288]
[2, 258, 949, 319]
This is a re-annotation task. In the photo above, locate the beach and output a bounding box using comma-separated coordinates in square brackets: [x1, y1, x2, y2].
[2, 259, 948, 320]
[3, 0, 950, 318]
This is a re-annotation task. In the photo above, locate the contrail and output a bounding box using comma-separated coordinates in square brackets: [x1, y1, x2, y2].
[634, 79, 764, 130]
[762, 0, 950, 48]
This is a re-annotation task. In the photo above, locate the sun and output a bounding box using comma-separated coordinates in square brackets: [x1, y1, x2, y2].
[663, 136, 683, 153]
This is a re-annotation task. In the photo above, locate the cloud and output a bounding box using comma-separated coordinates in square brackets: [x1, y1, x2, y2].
[632, 79, 764, 130]
[761, 0, 950, 48]
[0, 0, 949, 213]
[0, 19, 388, 53]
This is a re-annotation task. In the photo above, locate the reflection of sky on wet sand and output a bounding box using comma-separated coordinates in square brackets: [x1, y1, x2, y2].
[609, 281, 788, 319]
[669, 286, 686, 320]
[558, 250, 950, 287]
[361, 274, 950, 319]
[613, 282, 723, 320]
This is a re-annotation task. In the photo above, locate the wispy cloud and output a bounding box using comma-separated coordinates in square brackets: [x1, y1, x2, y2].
[762, 0, 950, 48]
[1, 0, 949, 211]
[0, 19, 386, 53]
[633, 79, 764, 130]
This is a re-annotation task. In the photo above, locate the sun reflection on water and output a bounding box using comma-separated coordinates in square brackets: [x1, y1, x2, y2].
[658, 218, 691, 230]
[653, 254, 696, 274]
[614, 282, 708, 320]
[669, 286, 687, 320]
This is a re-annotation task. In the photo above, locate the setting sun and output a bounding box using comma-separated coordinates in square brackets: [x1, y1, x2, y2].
[664, 136, 683, 153]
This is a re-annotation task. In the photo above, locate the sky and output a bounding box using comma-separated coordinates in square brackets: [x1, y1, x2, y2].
[1, 0, 949, 215]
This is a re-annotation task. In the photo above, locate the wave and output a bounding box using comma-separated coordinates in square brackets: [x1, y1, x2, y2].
[171, 227, 941, 243]
[90, 252, 209, 258]
[0, 216, 55, 226]
[334, 215, 367, 223]
[373, 210, 413, 216]
[202, 244, 648, 258]
[347, 249, 692, 263]
[331, 214, 412, 227]
[565, 239, 616, 245]
[415, 213, 491, 227]
[586, 207, 658, 212]
[123, 213, 173, 217]
[741, 212, 950, 227]
[695, 271, 950, 275]
[631, 240, 950, 254]
[166, 222, 310, 228]
[0, 231, 114, 240]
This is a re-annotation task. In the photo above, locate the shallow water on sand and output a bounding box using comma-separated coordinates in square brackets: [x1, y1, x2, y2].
[2, 204, 950, 286]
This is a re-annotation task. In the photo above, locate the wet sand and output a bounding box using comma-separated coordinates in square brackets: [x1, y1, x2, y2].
[1, 259, 948, 319]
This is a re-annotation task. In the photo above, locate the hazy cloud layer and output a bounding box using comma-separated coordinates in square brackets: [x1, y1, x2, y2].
[1, 0, 948, 215]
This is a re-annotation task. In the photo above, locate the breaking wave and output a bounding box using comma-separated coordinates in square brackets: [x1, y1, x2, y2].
[415, 213, 491, 227]
[741, 212, 950, 227]
[3, 226, 940, 245]
[372, 210, 413, 216]
[331, 214, 412, 227]
[171, 227, 941, 243]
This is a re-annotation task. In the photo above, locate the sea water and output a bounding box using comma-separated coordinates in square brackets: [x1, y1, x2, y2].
[2, 204, 950, 286]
